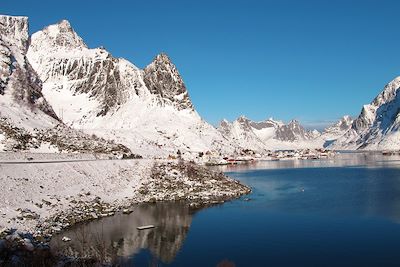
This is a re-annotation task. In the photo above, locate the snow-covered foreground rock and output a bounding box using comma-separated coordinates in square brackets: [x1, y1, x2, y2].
[0, 155, 250, 235]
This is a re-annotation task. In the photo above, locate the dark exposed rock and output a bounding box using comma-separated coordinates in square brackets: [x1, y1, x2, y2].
[0, 15, 59, 120]
[274, 120, 315, 141]
[143, 53, 194, 111]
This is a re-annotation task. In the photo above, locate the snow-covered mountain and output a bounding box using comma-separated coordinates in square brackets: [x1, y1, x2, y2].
[8, 14, 398, 155]
[218, 116, 271, 152]
[27, 19, 235, 158]
[319, 115, 353, 147]
[218, 116, 322, 151]
[330, 77, 400, 150]
[275, 120, 320, 142]
[0, 15, 135, 155]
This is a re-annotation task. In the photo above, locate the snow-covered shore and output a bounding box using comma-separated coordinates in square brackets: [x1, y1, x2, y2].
[0, 153, 250, 235]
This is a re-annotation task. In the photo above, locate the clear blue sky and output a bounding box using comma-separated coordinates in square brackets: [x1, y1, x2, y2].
[3, 0, 400, 129]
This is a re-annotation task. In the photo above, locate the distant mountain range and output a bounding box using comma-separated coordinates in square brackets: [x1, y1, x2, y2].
[1, 14, 399, 156]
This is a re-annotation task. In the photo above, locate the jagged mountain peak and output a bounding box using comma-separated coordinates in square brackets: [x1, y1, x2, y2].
[30, 19, 87, 51]
[330, 76, 400, 150]
[323, 115, 353, 133]
[219, 118, 231, 127]
[372, 76, 400, 107]
[288, 119, 300, 125]
[274, 119, 316, 141]
[320, 115, 353, 147]
[153, 52, 172, 64]
[143, 53, 194, 110]
[337, 115, 352, 128]
[351, 76, 400, 133]
[342, 115, 352, 121]
[57, 19, 72, 29]
[237, 115, 250, 123]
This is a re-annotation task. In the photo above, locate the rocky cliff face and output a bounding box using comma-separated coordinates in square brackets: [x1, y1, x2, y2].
[274, 120, 317, 142]
[143, 53, 194, 110]
[0, 15, 57, 120]
[331, 77, 400, 150]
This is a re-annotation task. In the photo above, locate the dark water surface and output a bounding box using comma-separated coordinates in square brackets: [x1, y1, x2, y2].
[52, 152, 400, 266]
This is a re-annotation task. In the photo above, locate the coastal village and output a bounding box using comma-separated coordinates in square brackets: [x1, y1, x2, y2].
[195, 148, 337, 166]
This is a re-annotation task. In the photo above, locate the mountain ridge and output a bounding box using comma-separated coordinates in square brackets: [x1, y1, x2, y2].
[26, 17, 237, 158]
[3, 14, 400, 156]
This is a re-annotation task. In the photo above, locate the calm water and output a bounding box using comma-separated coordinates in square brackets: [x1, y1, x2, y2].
[52, 152, 400, 266]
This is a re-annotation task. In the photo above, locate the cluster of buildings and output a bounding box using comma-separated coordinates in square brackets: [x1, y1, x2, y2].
[200, 148, 336, 166]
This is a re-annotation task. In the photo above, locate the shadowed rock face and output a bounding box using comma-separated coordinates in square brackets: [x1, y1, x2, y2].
[250, 119, 280, 130]
[0, 15, 58, 119]
[143, 53, 194, 111]
[274, 120, 312, 141]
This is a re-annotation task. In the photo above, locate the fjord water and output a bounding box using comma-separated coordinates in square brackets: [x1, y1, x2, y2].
[53, 152, 400, 266]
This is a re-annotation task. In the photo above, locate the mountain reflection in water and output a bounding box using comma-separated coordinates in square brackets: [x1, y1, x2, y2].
[51, 202, 195, 264]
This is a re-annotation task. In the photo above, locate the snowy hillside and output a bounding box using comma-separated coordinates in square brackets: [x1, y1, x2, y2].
[218, 116, 323, 151]
[330, 77, 400, 150]
[27, 19, 236, 158]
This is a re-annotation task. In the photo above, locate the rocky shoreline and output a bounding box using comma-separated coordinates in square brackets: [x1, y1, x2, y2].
[0, 158, 250, 265]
